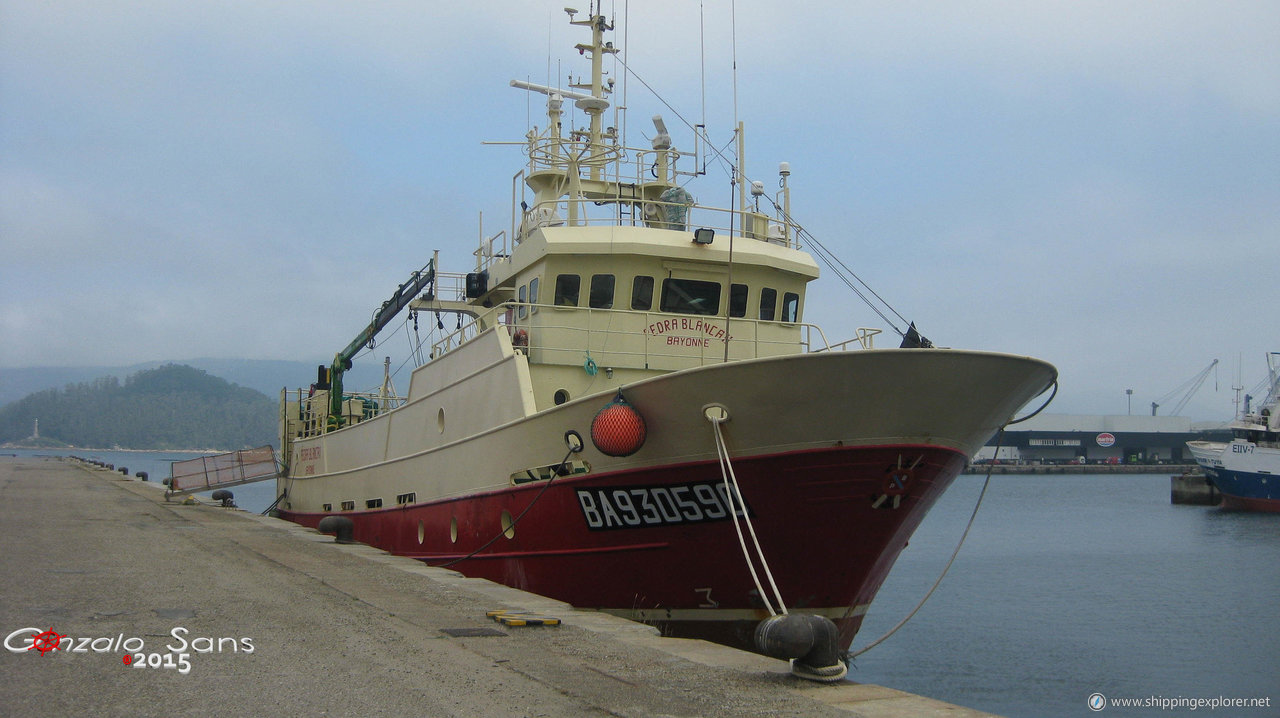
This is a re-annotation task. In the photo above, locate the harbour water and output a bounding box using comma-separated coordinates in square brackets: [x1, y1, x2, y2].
[852, 473, 1280, 717]
[12, 449, 1277, 716]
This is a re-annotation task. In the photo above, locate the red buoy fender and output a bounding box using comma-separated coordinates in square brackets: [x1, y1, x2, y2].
[590, 392, 647, 457]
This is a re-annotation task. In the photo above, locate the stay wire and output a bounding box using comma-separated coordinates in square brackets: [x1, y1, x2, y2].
[615, 51, 913, 336]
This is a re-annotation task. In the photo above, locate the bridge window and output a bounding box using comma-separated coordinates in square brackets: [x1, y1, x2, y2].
[660, 278, 721, 315]
[782, 292, 800, 323]
[631, 276, 654, 310]
[554, 274, 580, 306]
[517, 284, 528, 319]
[729, 283, 748, 318]
[760, 288, 777, 321]
[529, 277, 540, 314]
[589, 274, 615, 309]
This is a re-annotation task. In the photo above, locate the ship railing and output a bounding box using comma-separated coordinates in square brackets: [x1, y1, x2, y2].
[503, 136, 802, 252]
[429, 305, 503, 358]
[433, 270, 470, 302]
[812, 328, 883, 352]
[510, 196, 799, 251]
[424, 302, 870, 366]
[281, 386, 408, 440]
[426, 300, 883, 367]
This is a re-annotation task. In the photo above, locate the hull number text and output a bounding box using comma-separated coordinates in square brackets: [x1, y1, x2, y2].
[576, 481, 750, 531]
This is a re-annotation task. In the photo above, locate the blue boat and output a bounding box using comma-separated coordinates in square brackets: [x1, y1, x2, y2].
[1187, 353, 1280, 512]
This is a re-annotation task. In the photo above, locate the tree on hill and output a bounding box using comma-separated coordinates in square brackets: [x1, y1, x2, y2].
[0, 364, 276, 450]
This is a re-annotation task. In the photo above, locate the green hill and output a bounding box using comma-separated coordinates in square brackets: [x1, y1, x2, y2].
[0, 364, 276, 450]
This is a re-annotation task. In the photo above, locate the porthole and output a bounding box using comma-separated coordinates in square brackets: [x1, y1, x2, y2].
[450, 516, 458, 543]
[554, 389, 570, 405]
[417, 520, 425, 545]
[500, 510, 515, 539]
[437, 407, 445, 433]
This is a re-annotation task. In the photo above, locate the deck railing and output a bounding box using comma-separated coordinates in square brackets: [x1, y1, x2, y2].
[430, 302, 880, 368]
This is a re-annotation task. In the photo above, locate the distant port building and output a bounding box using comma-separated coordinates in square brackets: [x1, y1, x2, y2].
[977, 414, 1230, 465]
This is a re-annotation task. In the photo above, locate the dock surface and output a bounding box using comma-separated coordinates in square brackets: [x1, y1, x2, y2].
[1, 457, 994, 717]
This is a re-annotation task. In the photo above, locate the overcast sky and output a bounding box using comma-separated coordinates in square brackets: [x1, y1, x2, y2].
[2, 1, 1277, 421]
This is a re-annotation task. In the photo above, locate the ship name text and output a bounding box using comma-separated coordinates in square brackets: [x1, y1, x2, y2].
[645, 318, 732, 348]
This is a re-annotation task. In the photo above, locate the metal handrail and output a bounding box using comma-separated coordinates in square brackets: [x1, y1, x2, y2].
[429, 301, 867, 364]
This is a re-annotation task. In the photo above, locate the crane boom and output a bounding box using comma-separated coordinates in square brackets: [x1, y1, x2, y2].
[1151, 359, 1218, 416]
[328, 261, 435, 419]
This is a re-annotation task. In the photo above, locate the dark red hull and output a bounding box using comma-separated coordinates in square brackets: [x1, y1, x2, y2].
[279, 443, 966, 652]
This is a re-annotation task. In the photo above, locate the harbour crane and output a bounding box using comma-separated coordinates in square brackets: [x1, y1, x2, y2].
[1151, 359, 1218, 416]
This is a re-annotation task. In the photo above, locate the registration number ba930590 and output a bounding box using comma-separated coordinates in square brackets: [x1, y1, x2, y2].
[575, 480, 751, 531]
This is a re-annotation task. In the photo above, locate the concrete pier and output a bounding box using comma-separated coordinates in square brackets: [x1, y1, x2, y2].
[1171, 470, 1222, 505]
[1, 457, 996, 717]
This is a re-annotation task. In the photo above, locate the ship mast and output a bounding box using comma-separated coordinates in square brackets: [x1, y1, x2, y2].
[568, 5, 615, 180]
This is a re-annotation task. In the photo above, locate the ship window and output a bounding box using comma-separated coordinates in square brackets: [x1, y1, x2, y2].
[631, 275, 654, 310]
[517, 283, 528, 319]
[366, 498, 383, 509]
[322, 503, 332, 512]
[729, 283, 748, 318]
[589, 274, 615, 309]
[396, 492, 416, 505]
[341, 500, 355, 511]
[660, 278, 721, 315]
[759, 288, 777, 321]
[529, 277, 539, 314]
[554, 274, 580, 306]
[782, 292, 800, 323]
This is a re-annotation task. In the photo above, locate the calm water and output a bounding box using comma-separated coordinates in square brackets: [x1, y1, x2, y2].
[10, 450, 1278, 716]
[851, 473, 1280, 717]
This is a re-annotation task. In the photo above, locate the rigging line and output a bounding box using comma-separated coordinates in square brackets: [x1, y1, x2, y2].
[711, 418, 788, 616]
[849, 428, 1007, 659]
[699, 0, 706, 136]
[730, 0, 739, 135]
[800, 236, 903, 334]
[763, 199, 911, 332]
[613, 41, 915, 334]
[432, 434, 583, 570]
[799, 229, 911, 330]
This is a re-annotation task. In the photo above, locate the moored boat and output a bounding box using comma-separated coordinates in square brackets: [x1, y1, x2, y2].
[1187, 353, 1280, 512]
[273, 4, 1058, 661]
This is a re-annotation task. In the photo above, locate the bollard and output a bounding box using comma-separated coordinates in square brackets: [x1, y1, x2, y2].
[317, 515, 355, 544]
[135, 471, 149, 481]
[754, 613, 848, 682]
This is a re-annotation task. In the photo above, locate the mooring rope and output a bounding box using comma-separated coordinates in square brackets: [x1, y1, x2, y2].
[847, 379, 1057, 657]
[709, 412, 788, 617]
[848, 428, 1006, 658]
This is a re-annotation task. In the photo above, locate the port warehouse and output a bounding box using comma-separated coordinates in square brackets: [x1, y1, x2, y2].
[976, 414, 1232, 465]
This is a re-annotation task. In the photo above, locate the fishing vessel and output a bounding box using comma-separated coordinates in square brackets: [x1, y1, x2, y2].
[272, 6, 1057, 658]
[1187, 353, 1280, 512]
